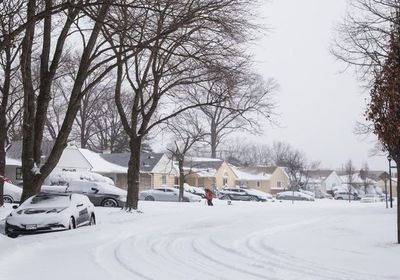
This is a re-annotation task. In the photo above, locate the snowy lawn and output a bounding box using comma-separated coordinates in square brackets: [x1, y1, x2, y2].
[0, 199, 398, 280]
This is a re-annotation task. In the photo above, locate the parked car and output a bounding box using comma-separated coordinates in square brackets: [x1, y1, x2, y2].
[276, 191, 315, 201]
[5, 192, 96, 238]
[218, 188, 268, 201]
[3, 182, 22, 204]
[360, 194, 384, 203]
[42, 180, 127, 207]
[334, 192, 361, 201]
[139, 187, 201, 202]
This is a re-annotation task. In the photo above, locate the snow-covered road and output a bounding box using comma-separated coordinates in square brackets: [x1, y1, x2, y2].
[0, 200, 398, 280]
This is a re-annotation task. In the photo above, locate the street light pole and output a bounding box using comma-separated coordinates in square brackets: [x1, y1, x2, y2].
[388, 155, 394, 208]
[384, 177, 388, 209]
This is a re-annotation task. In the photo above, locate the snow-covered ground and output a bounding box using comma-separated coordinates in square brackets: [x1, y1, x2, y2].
[0, 199, 398, 280]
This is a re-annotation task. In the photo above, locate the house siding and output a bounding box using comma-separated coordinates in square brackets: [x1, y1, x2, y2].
[215, 162, 237, 189]
[270, 168, 290, 191]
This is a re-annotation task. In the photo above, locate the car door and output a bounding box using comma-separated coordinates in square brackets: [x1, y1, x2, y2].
[164, 188, 179, 201]
[238, 189, 251, 200]
[72, 195, 90, 226]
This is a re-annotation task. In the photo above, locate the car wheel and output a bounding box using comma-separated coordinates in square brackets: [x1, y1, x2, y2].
[89, 214, 96, 226]
[3, 196, 13, 204]
[220, 195, 230, 200]
[69, 217, 76, 230]
[101, 198, 118, 207]
[249, 196, 259, 202]
[336, 197, 343, 200]
[182, 197, 190, 202]
[145, 196, 155, 201]
[7, 233, 18, 238]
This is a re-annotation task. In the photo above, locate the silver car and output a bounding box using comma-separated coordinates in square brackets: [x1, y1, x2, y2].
[139, 187, 201, 202]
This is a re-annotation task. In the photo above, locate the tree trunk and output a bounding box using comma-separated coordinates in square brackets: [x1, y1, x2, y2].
[210, 121, 217, 158]
[397, 163, 400, 244]
[126, 137, 142, 210]
[178, 158, 185, 202]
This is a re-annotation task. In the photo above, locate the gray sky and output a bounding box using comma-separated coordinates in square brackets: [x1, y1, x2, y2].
[252, 0, 388, 171]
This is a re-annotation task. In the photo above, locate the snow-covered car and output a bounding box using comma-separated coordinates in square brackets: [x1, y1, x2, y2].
[3, 182, 22, 204]
[66, 181, 127, 207]
[43, 181, 127, 207]
[360, 194, 383, 203]
[276, 191, 315, 201]
[334, 192, 360, 201]
[218, 188, 268, 201]
[180, 184, 206, 198]
[5, 192, 96, 238]
[139, 187, 201, 202]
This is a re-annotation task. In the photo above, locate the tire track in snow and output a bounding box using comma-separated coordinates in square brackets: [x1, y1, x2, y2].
[93, 232, 155, 280]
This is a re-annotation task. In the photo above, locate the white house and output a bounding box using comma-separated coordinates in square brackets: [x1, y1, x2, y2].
[305, 170, 342, 195]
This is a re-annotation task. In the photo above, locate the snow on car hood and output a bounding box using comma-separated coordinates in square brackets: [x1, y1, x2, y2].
[96, 184, 127, 196]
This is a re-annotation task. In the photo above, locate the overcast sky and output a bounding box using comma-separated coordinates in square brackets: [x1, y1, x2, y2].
[249, 0, 388, 171]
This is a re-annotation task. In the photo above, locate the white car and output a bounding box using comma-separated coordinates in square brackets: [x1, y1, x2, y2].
[5, 192, 96, 238]
[360, 194, 383, 203]
[139, 187, 201, 202]
[276, 191, 315, 201]
[3, 182, 22, 204]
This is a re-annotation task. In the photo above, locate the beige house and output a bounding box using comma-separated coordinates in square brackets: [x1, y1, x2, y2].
[173, 158, 240, 190]
[100, 151, 176, 191]
[232, 166, 290, 194]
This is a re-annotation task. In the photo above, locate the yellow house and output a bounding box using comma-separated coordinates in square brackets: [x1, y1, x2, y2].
[175, 158, 242, 190]
[230, 166, 290, 194]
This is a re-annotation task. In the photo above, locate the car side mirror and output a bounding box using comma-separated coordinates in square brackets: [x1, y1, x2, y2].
[12, 205, 18, 209]
[91, 187, 99, 194]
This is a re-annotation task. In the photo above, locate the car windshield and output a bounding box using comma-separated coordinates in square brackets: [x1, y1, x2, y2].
[24, 194, 70, 208]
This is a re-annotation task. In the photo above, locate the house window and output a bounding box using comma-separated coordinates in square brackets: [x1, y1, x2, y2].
[174, 177, 179, 186]
[277, 181, 282, 188]
[198, 178, 205, 187]
[257, 181, 260, 187]
[16, 167, 22, 180]
[223, 171, 228, 186]
[162, 175, 167, 185]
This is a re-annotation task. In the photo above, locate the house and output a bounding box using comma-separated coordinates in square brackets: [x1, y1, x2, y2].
[6, 141, 175, 191]
[232, 166, 290, 194]
[4, 157, 22, 185]
[5, 140, 55, 185]
[304, 170, 342, 195]
[100, 151, 176, 191]
[177, 157, 224, 189]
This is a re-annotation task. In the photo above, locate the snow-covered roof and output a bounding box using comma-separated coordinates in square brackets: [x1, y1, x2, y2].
[101, 152, 165, 172]
[5, 157, 21, 166]
[79, 149, 127, 174]
[231, 166, 271, 181]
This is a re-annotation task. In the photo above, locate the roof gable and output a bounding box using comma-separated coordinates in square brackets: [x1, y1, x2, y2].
[100, 152, 164, 172]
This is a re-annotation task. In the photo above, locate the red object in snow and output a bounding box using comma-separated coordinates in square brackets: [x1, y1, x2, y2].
[0, 175, 12, 184]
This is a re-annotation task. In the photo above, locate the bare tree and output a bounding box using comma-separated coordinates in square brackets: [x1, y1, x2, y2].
[199, 74, 276, 158]
[19, 0, 120, 202]
[344, 159, 356, 203]
[332, 0, 400, 82]
[166, 111, 206, 202]
[0, 0, 23, 206]
[105, 0, 260, 210]
[215, 139, 272, 166]
[359, 162, 370, 194]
